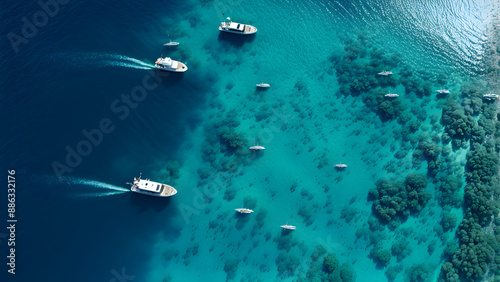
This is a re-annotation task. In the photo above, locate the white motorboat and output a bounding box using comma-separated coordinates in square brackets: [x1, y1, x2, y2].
[155, 57, 187, 72]
[385, 93, 399, 98]
[256, 83, 271, 88]
[219, 17, 257, 35]
[235, 208, 254, 214]
[130, 175, 177, 197]
[249, 146, 265, 150]
[377, 71, 393, 76]
[164, 40, 180, 46]
[281, 224, 296, 230]
[335, 162, 347, 168]
[483, 93, 499, 100]
[436, 89, 450, 94]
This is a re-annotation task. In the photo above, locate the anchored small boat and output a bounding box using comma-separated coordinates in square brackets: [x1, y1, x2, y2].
[235, 208, 254, 214]
[249, 146, 265, 150]
[256, 83, 271, 88]
[377, 71, 393, 76]
[281, 224, 296, 230]
[335, 162, 347, 168]
[385, 93, 399, 98]
[219, 17, 257, 35]
[155, 57, 187, 72]
[436, 89, 450, 94]
[164, 40, 180, 46]
[483, 93, 499, 100]
[130, 175, 177, 197]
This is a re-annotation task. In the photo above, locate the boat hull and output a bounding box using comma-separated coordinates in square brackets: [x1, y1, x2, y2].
[155, 61, 188, 73]
[130, 184, 177, 197]
[235, 209, 254, 214]
[219, 25, 257, 35]
[130, 190, 174, 197]
[131, 188, 177, 197]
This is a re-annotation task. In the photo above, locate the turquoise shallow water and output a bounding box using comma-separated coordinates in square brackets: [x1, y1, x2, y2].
[1, 0, 499, 281]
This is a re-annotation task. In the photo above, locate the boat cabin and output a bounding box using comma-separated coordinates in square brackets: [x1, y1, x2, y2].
[136, 179, 163, 193]
[227, 22, 245, 32]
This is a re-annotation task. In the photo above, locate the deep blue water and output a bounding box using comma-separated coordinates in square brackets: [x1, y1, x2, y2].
[1, 0, 497, 281]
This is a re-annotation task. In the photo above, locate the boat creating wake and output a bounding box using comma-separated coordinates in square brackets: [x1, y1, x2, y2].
[48, 52, 155, 70]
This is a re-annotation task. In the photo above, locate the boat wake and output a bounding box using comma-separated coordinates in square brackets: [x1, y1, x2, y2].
[66, 177, 130, 192]
[56, 176, 130, 199]
[104, 54, 155, 70]
[48, 52, 155, 70]
[71, 191, 127, 199]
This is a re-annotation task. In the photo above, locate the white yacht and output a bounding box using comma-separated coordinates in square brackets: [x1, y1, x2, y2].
[219, 17, 257, 35]
[377, 71, 393, 76]
[256, 83, 271, 88]
[130, 175, 177, 197]
[155, 57, 187, 72]
[436, 89, 450, 94]
[385, 93, 399, 98]
[483, 93, 499, 100]
[249, 146, 265, 150]
[164, 40, 180, 46]
[281, 224, 296, 230]
[235, 208, 254, 214]
[335, 162, 347, 168]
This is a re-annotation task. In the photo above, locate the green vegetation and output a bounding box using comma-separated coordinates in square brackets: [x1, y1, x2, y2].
[368, 173, 431, 222]
[200, 107, 249, 172]
[439, 82, 500, 281]
[441, 101, 475, 148]
[407, 263, 434, 281]
[223, 259, 239, 280]
[163, 161, 181, 184]
[391, 239, 412, 261]
[299, 248, 356, 282]
[275, 252, 300, 278]
[331, 35, 407, 122]
[370, 248, 391, 266]
[441, 211, 457, 231]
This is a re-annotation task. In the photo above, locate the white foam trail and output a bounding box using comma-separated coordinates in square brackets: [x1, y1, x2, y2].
[65, 177, 130, 192]
[115, 55, 156, 68]
[48, 52, 155, 70]
[103, 60, 153, 70]
[72, 191, 127, 199]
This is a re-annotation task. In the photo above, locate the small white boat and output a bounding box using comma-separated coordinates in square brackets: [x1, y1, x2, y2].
[377, 71, 393, 76]
[164, 40, 180, 46]
[281, 224, 296, 230]
[130, 175, 177, 197]
[219, 17, 257, 35]
[155, 57, 187, 72]
[235, 208, 254, 214]
[436, 89, 450, 94]
[385, 93, 399, 98]
[256, 83, 271, 88]
[249, 146, 265, 150]
[335, 162, 347, 168]
[483, 93, 499, 100]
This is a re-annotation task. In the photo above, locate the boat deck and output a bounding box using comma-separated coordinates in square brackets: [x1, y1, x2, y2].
[176, 62, 187, 71]
[131, 184, 177, 197]
[243, 25, 256, 33]
[159, 184, 177, 196]
[219, 24, 257, 34]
